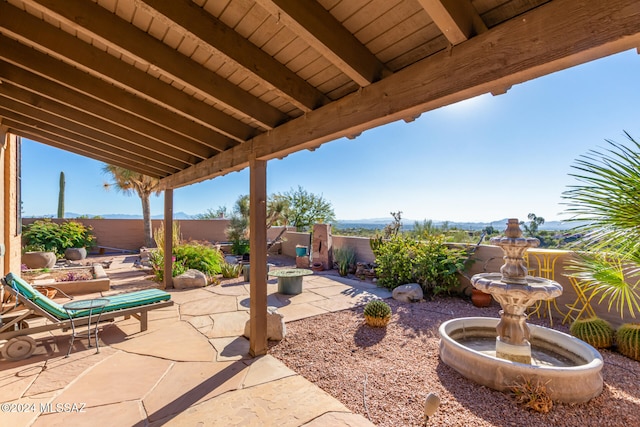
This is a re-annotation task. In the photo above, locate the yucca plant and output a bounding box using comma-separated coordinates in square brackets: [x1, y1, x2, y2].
[334, 246, 356, 277]
[615, 323, 640, 361]
[220, 262, 243, 278]
[569, 317, 614, 349]
[562, 132, 640, 320]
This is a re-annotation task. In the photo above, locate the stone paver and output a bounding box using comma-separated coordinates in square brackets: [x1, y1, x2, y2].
[32, 400, 146, 427]
[209, 337, 251, 362]
[207, 283, 249, 296]
[0, 254, 383, 426]
[181, 295, 239, 316]
[208, 311, 250, 338]
[277, 302, 330, 322]
[143, 360, 248, 423]
[153, 375, 352, 427]
[302, 412, 375, 426]
[111, 322, 216, 362]
[309, 283, 355, 297]
[241, 355, 296, 388]
[51, 351, 172, 407]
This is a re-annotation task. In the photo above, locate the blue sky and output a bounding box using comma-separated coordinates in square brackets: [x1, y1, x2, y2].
[20, 48, 640, 223]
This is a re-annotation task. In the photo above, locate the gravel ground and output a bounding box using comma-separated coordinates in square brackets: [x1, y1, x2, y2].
[268, 297, 640, 427]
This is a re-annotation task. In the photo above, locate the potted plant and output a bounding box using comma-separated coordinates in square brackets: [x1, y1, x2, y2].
[22, 219, 96, 261]
[471, 288, 492, 307]
[21, 243, 56, 269]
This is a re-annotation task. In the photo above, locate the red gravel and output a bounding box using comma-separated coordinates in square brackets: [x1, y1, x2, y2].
[268, 297, 640, 427]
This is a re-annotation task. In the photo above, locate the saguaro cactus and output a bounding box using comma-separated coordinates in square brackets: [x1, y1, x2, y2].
[57, 171, 65, 218]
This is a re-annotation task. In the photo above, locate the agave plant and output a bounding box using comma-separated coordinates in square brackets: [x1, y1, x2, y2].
[562, 131, 640, 319]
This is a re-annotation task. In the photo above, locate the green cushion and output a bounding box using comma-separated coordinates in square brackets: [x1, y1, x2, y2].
[6, 273, 38, 299]
[5, 272, 171, 320]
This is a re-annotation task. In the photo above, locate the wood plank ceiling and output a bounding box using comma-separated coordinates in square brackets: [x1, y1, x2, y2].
[1, 0, 639, 190]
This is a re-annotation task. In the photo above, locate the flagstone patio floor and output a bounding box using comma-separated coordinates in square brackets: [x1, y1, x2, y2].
[1, 254, 391, 426]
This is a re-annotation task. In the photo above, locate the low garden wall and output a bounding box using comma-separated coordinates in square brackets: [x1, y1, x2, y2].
[22, 218, 289, 253]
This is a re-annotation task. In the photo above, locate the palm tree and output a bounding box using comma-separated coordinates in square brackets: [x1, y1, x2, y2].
[103, 165, 162, 248]
[562, 131, 640, 318]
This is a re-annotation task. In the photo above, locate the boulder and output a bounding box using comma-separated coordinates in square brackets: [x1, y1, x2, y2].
[243, 307, 286, 341]
[392, 283, 424, 302]
[173, 269, 208, 289]
[64, 247, 87, 260]
[22, 251, 56, 269]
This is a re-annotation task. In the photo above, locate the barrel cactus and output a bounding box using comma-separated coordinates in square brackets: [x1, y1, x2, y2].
[615, 323, 640, 361]
[569, 317, 614, 349]
[364, 300, 392, 327]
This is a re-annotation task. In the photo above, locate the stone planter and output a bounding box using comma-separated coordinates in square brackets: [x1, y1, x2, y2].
[26, 264, 110, 295]
[22, 251, 56, 269]
[64, 247, 87, 260]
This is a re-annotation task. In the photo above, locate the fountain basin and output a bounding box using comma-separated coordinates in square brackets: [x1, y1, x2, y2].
[439, 317, 603, 403]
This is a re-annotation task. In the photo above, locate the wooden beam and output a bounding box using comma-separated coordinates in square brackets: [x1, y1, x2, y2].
[0, 34, 225, 158]
[249, 157, 268, 357]
[163, 189, 174, 289]
[255, 0, 390, 86]
[0, 62, 204, 165]
[7, 127, 168, 177]
[136, 0, 329, 112]
[0, 3, 249, 144]
[417, 0, 487, 45]
[159, 0, 640, 189]
[23, 0, 289, 129]
[0, 99, 182, 173]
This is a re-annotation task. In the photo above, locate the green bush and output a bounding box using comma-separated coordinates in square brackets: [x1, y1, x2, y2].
[148, 250, 187, 282]
[372, 234, 466, 295]
[173, 242, 223, 276]
[22, 219, 96, 257]
[149, 243, 223, 282]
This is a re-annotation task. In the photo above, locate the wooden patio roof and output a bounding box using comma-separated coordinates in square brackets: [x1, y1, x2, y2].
[1, 0, 639, 190]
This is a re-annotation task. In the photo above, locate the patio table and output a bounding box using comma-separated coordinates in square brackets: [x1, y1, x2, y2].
[269, 268, 313, 295]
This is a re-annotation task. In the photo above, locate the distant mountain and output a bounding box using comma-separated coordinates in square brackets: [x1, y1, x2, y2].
[29, 212, 194, 219]
[334, 218, 582, 231]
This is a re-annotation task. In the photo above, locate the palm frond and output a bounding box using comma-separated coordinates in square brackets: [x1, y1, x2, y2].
[567, 253, 640, 319]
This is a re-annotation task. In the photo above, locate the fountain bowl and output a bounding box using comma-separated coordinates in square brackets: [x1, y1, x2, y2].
[439, 317, 603, 403]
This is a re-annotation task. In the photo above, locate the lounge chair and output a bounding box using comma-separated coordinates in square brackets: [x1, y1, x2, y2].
[0, 272, 173, 361]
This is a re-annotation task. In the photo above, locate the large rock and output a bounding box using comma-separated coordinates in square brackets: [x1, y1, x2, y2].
[64, 247, 87, 260]
[244, 307, 286, 341]
[173, 269, 208, 289]
[22, 251, 56, 269]
[392, 283, 424, 302]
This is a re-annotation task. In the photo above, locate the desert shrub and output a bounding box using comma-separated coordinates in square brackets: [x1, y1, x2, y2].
[511, 377, 553, 413]
[22, 219, 95, 257]
[173, 242, 223, 276]
[220, 262, 243, 278]
[149, 251, 187, 282]
[334, 246, 357, 276]
[372, 234, 466, 295]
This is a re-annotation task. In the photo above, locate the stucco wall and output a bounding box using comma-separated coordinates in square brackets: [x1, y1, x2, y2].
[22, 218, 290, 253]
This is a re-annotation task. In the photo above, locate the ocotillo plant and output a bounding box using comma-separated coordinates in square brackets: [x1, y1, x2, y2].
[57, 171, 65, 218]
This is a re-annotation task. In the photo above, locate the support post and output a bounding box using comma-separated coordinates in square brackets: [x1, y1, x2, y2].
[249, 157, 268, 356]
[163, 188, 173, 289]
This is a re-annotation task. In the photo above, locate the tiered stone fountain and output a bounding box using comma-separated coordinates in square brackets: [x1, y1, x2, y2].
[438, 219, 603, 403]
